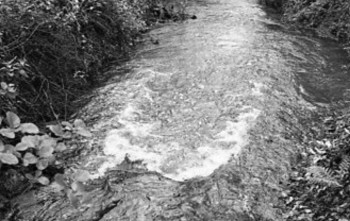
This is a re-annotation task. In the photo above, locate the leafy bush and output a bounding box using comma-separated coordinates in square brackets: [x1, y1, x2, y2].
[283, 112, 350, 220]
[0, 111, 91, 192]
[282, 0, 350, 41]
[0, 0, 168, 123]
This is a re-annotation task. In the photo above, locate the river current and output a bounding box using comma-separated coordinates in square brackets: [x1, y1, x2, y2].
[86, 0, 350, 181]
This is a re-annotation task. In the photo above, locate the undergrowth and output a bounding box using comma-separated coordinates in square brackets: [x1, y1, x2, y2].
[282, 0, 350, 42]
[0, 0, 190, 123]
[0, 0, 192, 214]
[283, 107, 350, 221]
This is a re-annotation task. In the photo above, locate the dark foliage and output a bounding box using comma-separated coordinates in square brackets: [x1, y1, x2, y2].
[0, 0, 189, 123]
[283, 109, 350, 220]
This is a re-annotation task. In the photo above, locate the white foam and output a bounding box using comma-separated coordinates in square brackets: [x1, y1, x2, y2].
[250, 81, 265, 96]
[98, 106, 260, 181]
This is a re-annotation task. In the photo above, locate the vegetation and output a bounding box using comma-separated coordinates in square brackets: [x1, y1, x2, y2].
[0, 0, 189, 123]
[282, 109, 350, 220]
[282, 0, 350, 42]
[258, 1, 350, 219]
[0, 0, 191, 213]
[262, 0, 350, 44]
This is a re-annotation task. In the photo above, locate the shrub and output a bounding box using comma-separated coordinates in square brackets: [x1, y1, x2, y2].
[282, 0, 350, 41]
[0, 111, 92, 199]
[0, 0, 163, 123]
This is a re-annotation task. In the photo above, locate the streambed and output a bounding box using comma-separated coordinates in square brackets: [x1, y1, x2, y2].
[8, 0, 350, 220]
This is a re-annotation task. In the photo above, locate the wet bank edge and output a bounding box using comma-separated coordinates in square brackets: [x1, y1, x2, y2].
[4, 1, 323, 221]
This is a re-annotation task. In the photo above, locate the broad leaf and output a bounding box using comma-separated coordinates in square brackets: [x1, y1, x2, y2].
[73, 119, 86, 129]
[25, 173, 35, 181]
[74, 119, 92, 137]
[15, 142, 31, 151]
[55, 142, 67, 152]
[38, 145, 54, 158]
[0, 82, 7, 90]
[35, 170, 42, 177]
[36, 158, 49, 170]
[37, 176, 50, 185]
[21, 135, 39, 148]
[0, 153, 18, 164]
[4, 144, 15, 153]
[20, 123, 39, 134]
[0, 128, 15, 138]
[39, 136, 57, 148]
[6, 111, 20, 129]
[48, 125, 64, 137]
[62, 121, 73, 130]
[76, 128, 92, 137]
[62, 131, 72, 139]
[23, 152, 38, 166]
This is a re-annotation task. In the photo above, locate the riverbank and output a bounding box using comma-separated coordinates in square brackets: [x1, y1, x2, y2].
[262, 0, 350, 46]
[261, 0, 350, 220]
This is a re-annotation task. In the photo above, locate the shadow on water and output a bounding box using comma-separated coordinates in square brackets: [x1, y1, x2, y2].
[262, 10, 350, 105]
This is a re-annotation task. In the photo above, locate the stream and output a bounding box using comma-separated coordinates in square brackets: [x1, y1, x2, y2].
[10, 0, 350, 220]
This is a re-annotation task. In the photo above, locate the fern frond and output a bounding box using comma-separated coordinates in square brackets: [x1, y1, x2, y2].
[306, 166, 341, 187]
[338, 155, 350, 175]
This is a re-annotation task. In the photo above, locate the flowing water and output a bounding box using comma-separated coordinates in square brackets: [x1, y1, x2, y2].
[13, 0, 350, 220]
[86, 0, 350, 181]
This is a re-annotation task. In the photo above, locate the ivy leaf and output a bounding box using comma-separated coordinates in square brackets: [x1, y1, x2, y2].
[76, 128, 92, 137]
[62, 131, 72, 139]
[15, 142, 31, 151]
[73, 119, 86, 128]
[25, 173, 35, 181]
[0, 128, 15, 139]
[6, 111, 20, 129]
[3, 144, 15, 153]
[37, 137, 56, 157]
[74, 119, 92, 137]
[36, 158, 49, 170]
[37, 176, 50, 185]
[0, 153, 18, 165]
[20, 123, 39, 134]
[55, 142, 67, 152]
[35, 170, 42, 177]
[38, 145, 54, 158]
[21, 135, 39, 148]
[62, 121, 73, 130]
[48, 125, 64, 137]
[23, 152, 38, 166]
